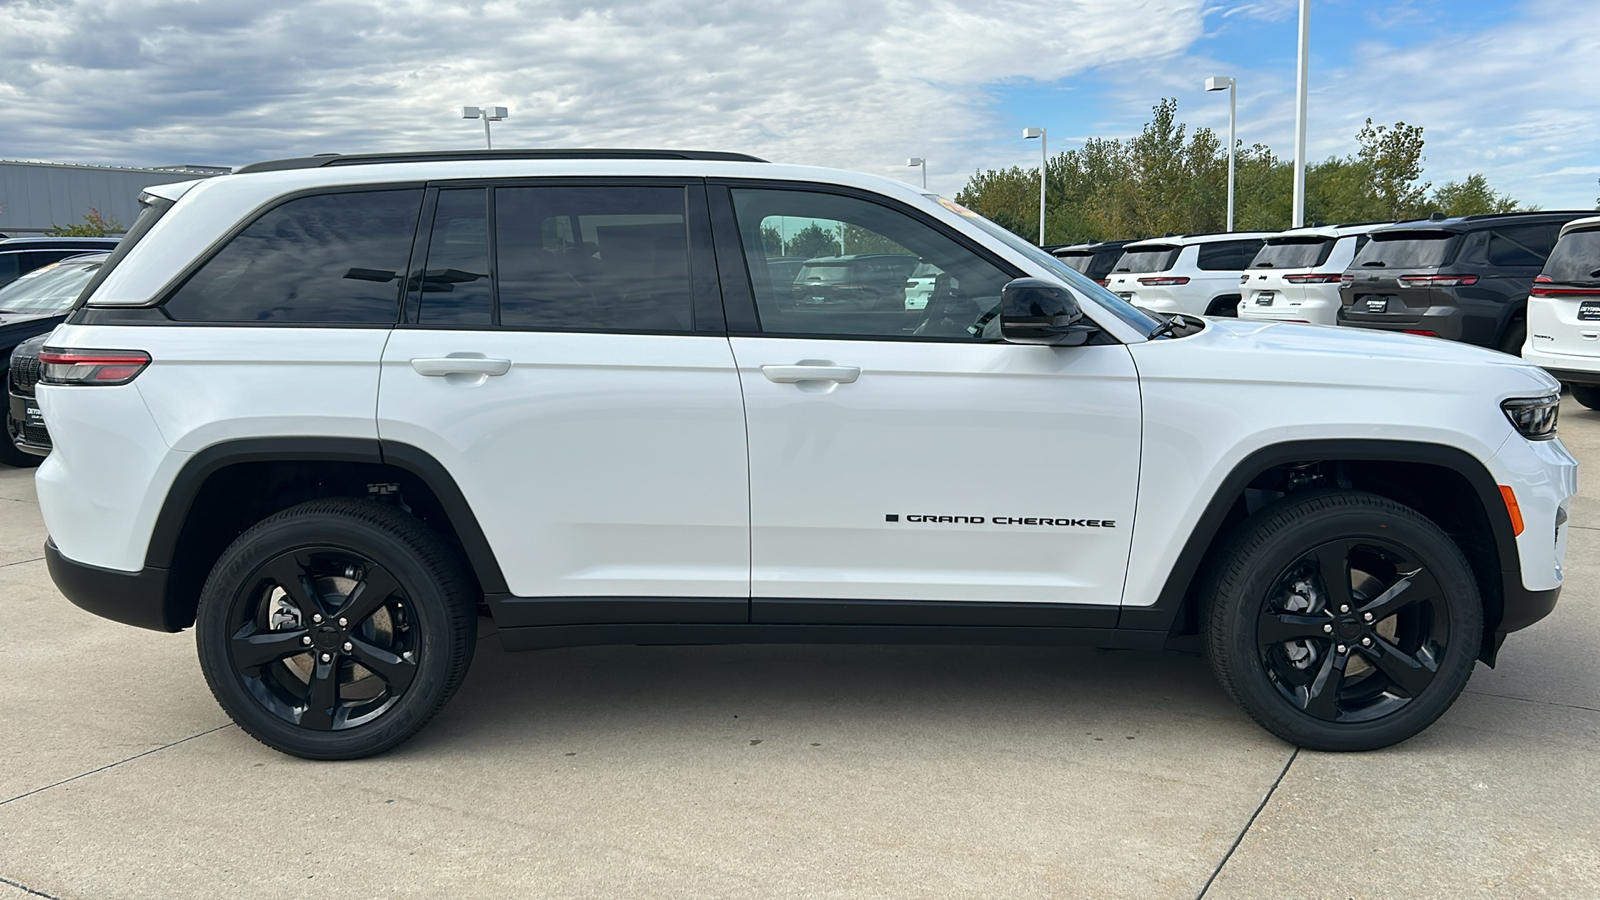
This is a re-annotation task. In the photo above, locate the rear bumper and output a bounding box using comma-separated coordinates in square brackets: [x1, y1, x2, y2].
[1521, 347, 1600, 384]
[45, 537, 176, 632]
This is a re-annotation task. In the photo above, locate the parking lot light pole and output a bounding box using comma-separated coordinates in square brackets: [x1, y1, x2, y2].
[1023, 127, 1046, 245]
[1205, 76, 1237, 232]
[1292, 0, 1310, 227]
[907, 158, 927, 189]
[462, 106, 508, 149]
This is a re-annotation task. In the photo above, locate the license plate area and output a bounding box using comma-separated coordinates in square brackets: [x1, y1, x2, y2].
[1579, 301, 1600, 322]
[1254, 291, 1275, 306]
[1359, 295, 1394, 313]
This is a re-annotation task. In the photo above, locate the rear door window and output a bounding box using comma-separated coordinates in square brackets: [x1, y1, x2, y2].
[1540, 229, 1600, 284]
[1113, 245, 1180, 273]
[1487, 224, 1559, 267]
[1352, 231, 1458, 269]
[494, 184, 693, 332]
[1250, 238, 1334, 269]
[1197, 239, 1264, 271]
[164, 189, 422, 323]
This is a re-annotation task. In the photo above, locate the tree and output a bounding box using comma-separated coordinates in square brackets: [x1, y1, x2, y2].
[1428, 174, 1522, 216]
[841, 224, 910, 256]
[784, 223, 841, 259]
[1356, 119, 1430, 220]
[760, 224, 785, 256]
[49, 207, 123, 236]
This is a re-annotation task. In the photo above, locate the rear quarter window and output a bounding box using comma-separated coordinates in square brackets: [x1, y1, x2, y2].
[1487, 224, 1560, 268]
[163, 189, 422, 324]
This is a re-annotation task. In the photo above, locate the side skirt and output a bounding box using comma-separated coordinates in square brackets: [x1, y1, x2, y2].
[497, 623, 1169, 652]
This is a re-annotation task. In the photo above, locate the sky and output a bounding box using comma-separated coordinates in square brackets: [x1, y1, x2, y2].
[0, 0, 1595, 209]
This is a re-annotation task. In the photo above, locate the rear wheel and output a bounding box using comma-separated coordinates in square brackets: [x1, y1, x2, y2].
[1570, 384, 1600, 410]
[1205, 490, 1481, 751]
[195, 499, 476, 759]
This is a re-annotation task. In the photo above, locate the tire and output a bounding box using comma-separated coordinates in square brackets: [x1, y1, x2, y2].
[1498, 318, 1526, 356]
[1570, 384, 1600, 410]
[195, 499, 477, 759]
[1203, 490, 1481, 752]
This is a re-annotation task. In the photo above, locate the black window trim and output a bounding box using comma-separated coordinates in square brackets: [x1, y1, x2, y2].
[706, 178, 1087, 346]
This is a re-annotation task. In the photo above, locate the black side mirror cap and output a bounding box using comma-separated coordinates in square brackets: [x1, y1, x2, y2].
[1000, 278, 1097, 346]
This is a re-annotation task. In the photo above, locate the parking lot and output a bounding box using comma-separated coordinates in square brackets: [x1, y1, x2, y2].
[0, 401, 1592, 900]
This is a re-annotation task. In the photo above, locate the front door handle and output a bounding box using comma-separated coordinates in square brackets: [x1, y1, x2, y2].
[760, 364, 861, 384]
[411, 357, 512, 377]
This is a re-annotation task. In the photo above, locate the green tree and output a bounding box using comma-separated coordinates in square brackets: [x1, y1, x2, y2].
[49, 207, 123, 236]
[760, 224, 785, 256]
[1356, 119, 1430, 220]
[1427, 174, 1523, 216]
[784, 223, 841, 259]
[841, 223, 910, 256]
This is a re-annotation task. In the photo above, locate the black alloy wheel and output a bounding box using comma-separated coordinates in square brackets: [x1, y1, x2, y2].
[1206, 490, 1481, 751]
[197, 499, 475, 759]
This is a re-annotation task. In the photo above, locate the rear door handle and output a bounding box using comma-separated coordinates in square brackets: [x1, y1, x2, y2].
[411, 357, 512, 377]
[760, 364, 861, 384]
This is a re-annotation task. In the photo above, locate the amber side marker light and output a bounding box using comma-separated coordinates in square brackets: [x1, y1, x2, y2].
[1499, 485, 1525, 537]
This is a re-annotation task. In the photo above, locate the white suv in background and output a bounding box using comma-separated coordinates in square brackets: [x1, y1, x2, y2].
[1238, 224, 1385, 326]
[1524, 215, 1600, 408]
[36, 150, 1573, 760]
[1105, 232, 1273, 317]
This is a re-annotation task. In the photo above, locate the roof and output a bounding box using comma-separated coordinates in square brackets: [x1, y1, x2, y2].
[1559, 215, 1600, 237]
[1371, 211, 1597, 235]
[1053, 239, 1137, 253]
[234, 148, 767, 174]
[0, 237, 121, 251]
[1264, 222, 1390, 241]
[1122, 231, 1275, 248]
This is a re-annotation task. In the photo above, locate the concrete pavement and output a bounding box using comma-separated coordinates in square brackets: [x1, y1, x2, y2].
[1, 400, 1596, 899]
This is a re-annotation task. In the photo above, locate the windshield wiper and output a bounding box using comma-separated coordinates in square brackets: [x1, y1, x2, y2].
[1148, 313, 1185, 339]
[1361, 261, 1388, 267]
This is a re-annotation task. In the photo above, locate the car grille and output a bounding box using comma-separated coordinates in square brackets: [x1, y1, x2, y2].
[21, 420, 50, 450]
[10, 355, 40, 397]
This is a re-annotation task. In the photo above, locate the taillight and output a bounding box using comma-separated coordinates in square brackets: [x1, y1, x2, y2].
[1239, 274, 1250, 284]
[1529, 274, 1600, 297]
[1096, 278, 1109, 287]
[1137, 276, 1190, 286]
[1397, 274, 1479, 288]
[1339, 274, 1354, 289]
[1403, 330, 1439, 337]
[37, 348, 151, 386]
[1284, 273, 1344, 284]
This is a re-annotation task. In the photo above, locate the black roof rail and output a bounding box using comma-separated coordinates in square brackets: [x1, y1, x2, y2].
[1331, 220, 1392, 228]
[1458, 210, 1596, 221]
[234, 148, 769, 174]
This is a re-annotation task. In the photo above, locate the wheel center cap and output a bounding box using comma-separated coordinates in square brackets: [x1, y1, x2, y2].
[1336, 618, 1363, 640]
[314, 626, 342, 650]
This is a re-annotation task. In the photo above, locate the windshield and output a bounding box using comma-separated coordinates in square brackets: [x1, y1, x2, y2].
[1113, 246, 1181, 273]
[938, 197, 1160, 334]
[1541, 229, 1600, 285]
[0, 259, 104, 313]
[1252, 238, 1335, 269]
[1353, 231, 1458, 268]
[1053, 251, 1096, 273]
[795, 263, 851, 284]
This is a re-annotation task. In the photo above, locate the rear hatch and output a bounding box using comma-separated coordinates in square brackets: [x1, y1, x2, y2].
[1243, 236, 1338, 313]
[1104, 244, 1182, 308]
[1339, 229, 1460, 327]
[1529, 226, 1600, 359]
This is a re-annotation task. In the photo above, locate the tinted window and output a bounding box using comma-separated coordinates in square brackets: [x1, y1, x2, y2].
[0, 254, 18, 287]
[1353, 231, 1458, 268]
[417, 189, 492, 326]
[165, 190, 421, 323]
[1113, 246, 1180, 273]
[731, 188, 1012, 339]
[0, 259, 102, 313]
[1487, 224, 1559, 268]
[1540, 229, 1600, 284]
[1251, 238, 1334, 269]
[495, 185, 692, 332]
[1054, 251, 1096, 273]
[1197, 239, 1264, 271]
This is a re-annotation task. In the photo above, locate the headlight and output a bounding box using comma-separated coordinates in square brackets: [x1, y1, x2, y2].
[1502, 393, 1560, 440]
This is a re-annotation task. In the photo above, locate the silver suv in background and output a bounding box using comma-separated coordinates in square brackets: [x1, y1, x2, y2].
[1238, 224, 1386, 326]
[1105, 232, 1271, 317]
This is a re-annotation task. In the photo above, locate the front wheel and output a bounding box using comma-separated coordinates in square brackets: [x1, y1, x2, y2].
[1570, 384, 1600, 410]
[1204, 491, 1481, 751]
[195, 499, 477, 759]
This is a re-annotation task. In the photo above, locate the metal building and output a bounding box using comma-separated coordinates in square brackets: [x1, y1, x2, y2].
[0, 160, 229, 236]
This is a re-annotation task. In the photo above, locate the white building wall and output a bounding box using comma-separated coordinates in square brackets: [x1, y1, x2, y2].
[0, 161, 227, 235]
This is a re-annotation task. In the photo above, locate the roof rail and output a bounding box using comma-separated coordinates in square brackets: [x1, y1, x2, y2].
[234, 148, 769, 174]
[1458, 210, 1596, 221]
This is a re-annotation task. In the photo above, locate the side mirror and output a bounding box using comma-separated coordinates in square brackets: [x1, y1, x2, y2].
[1000, 278, 1097, 345]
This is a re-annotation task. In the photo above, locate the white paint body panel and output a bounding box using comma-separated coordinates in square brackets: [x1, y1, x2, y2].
[732, 337, 1141, 605]
[1237, 231, 1365, 326]
[377, 331, 750, 598]
[1105, 232, 1274, 317]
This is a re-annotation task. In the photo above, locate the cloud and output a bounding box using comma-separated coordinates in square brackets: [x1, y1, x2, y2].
[0, 0, 1206, 194]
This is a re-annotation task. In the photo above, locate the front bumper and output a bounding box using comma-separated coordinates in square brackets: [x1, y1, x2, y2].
[45, 538, 177, 632]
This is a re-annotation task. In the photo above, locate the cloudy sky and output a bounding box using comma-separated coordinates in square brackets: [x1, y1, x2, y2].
[1, 0, 1595, 208]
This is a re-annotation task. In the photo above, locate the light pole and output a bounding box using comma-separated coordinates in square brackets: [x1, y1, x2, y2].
[1023, 127, 1046, 245]
[1292, 0, 1310, 227]
[907, 157, 927, 189]
[1205, 76, 1237, 232]
[461, 106, 508, 150]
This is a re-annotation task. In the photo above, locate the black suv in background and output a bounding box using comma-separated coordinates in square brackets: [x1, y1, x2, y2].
[1051, 239, 1136, 285]
[789, 253, 919, 310]
[1337, 212, 1591, 352]
[0, 237, 120, 289]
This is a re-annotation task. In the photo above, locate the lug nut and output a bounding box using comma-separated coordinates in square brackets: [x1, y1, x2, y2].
[342, 641, 353, 652]
[1336, 644, 1348, 654]
[1339, 604, 1350, 614]
[312, 614, 323, 624]
[1363, 612, 1374, 622]
[301, 636, 312, 646]
[1323, 624, 1333, 633]
[1361, 637, 1373, 647]
[338, 617, 348, 628]
[320, 653, 332, 663]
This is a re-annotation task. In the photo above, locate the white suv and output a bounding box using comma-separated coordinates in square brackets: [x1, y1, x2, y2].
[1238, 224, 1385, 325]
[1524, 215, 1600, 407]
[1104, 232, 1272, 317]
[38, 150, 1574, 759]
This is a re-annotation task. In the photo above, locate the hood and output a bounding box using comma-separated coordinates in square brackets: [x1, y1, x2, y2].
[0, 309, 69, 329]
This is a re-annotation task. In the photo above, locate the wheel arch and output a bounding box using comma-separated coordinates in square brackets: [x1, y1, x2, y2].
[147, 437, 506, 632]
[1121, 439, 1522, 664]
